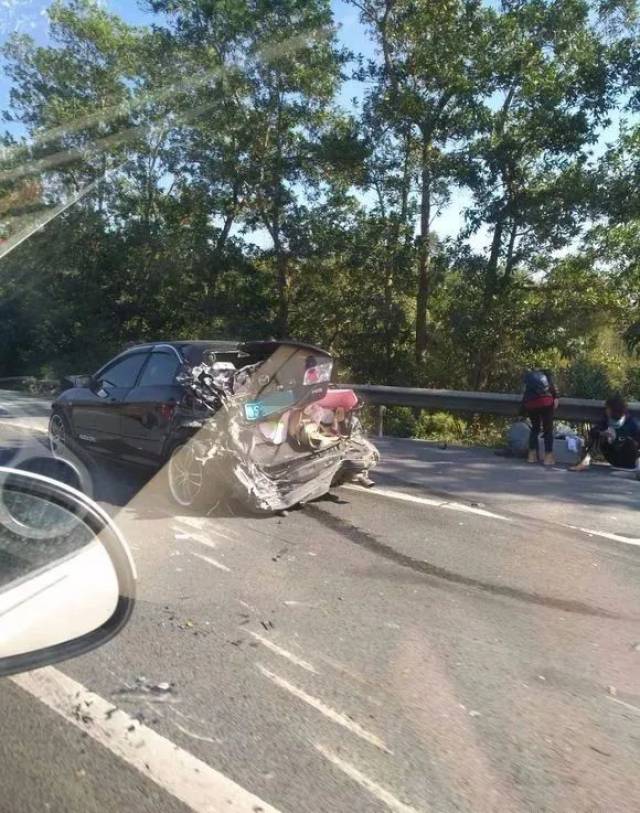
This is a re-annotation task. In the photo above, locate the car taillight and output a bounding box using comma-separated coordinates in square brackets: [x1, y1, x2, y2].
[303, 360, 332, 386]
[159, 403, 175, 421]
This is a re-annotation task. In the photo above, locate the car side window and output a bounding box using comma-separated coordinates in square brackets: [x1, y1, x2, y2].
[100, 354, 147, 389]
[138, 353, 180, 387]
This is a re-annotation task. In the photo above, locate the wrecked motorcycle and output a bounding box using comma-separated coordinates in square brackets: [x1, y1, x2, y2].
[166, 341, 379, 513]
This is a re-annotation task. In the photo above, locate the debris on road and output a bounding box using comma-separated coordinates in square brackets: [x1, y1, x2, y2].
[608, 685, 617, 697]
[113, 678, 177, 701]
[151, 682, 173, 693]
[590, 745, 612, 757]
[72, 703, 93, 725]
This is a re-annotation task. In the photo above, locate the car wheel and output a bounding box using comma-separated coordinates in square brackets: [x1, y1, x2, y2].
[167, 441, 216, 511]
[49, 413, 70, 459]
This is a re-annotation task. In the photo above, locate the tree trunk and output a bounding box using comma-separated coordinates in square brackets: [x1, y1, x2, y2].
[504, 217, 518, 282]
[273, 231, 288, 338]
[383, 128, 412, 382]
[485, 214, 504, 301]
[415, 139, 431, 366]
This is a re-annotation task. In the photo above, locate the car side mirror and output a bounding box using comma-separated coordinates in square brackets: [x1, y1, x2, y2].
[60, 374, 94, 391]
[0, 466, 136, 677]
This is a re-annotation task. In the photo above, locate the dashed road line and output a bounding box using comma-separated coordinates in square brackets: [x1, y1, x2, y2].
[566, 525, 640, 547]
[190, 550, 231, 572]
[247, 631, 319, 674]
[174, 515, 207, 531]
[314, 743, 421, 813]
[257, 664, 391, 753]
[343, 484, 510, 521]
[172, 525, 218, 550]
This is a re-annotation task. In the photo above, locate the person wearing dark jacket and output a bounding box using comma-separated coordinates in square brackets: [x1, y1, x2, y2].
[570, 395, 640, 475]
[521, 369, 559, 466]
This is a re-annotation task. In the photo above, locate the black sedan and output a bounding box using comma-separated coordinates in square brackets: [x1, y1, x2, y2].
[49, 340, 242, 469]
[49, 340, 379, 512]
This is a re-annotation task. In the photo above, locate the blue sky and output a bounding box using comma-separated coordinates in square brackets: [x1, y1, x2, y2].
[0, 0, 374, 113]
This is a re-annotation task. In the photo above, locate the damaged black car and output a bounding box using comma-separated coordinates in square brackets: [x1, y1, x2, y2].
[50, 340, 379, 513]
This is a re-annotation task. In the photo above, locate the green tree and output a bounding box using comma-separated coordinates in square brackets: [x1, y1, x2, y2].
[148, 0, 346, 336]
[457, 0, 635, 386]
[350, 0, 491, 367]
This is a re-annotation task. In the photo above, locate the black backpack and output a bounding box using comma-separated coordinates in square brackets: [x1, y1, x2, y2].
[524, 370, 550, 397]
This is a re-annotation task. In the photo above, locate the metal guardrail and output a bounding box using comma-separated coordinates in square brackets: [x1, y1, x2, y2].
[0, 377, 59, 396]
[351, 384, 640, 434]
[2, 375, 638, 428]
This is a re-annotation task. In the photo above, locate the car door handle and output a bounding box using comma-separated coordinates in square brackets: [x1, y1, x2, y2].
[109, 397, 118, 403]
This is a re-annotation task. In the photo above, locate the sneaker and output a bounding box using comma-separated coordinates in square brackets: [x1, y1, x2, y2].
[527, 450, 538, 464]
[543, 452, 555, 467]
[570, 456, 591, 472]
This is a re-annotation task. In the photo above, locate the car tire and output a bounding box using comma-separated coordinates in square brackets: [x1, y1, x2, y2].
[48, 412, 72, 459]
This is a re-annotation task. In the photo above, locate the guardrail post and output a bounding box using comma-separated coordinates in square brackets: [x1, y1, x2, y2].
[375, 405, 386, 438]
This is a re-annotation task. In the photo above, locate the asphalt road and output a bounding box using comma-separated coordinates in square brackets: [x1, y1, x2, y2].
[0, 391, 639, 813]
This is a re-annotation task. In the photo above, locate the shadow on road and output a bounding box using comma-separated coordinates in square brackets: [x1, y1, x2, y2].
[305, 502, 633, 621]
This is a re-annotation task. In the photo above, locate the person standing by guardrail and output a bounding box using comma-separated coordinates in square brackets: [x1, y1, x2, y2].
[570, 395, 640, 477]
[521, 369, 559, 466]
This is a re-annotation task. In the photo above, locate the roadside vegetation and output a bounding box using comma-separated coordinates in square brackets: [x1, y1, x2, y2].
[1, 0, 640, 414]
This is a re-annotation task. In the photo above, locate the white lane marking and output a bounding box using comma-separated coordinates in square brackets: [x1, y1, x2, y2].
[313, 653, 384, 707]
[566, 525, 640, 547]
[172, 525, 218, 550]
[247, 631, 319, 674]
[174, 515, 207, 531]
[257, 664, 391, 753]
[12, 667, 281, 813]
[315, 744, 421, 813]
[191, 551, 231, 573]
[202, 523, 236, 542]
[343, 484, 509, 521]
[174, 521, 236, 546]
[177, 516, 237, 542]
[608, 696, 640, 715]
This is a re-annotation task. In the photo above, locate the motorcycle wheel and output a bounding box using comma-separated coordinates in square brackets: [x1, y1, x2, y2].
[167, 441, 216, 511]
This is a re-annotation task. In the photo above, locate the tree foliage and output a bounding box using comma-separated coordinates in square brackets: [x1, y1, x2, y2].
[1, 0, 640, 402]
